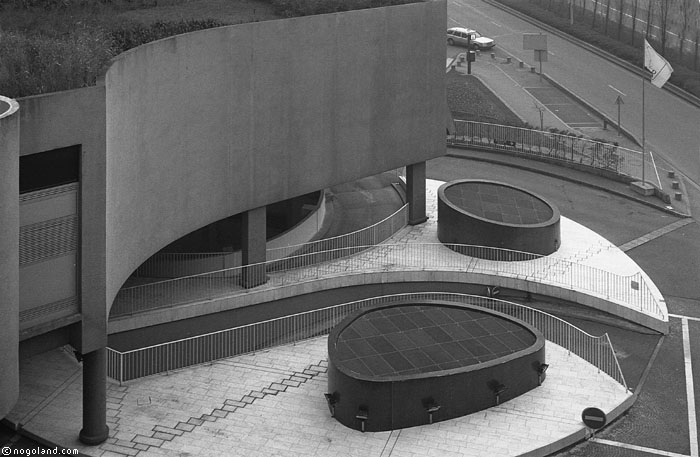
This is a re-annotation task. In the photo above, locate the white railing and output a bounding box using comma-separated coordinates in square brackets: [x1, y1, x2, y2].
[131, 201, 407, 279]
[110, 241, 664, 321]
[106, 292, 627, 391]
[448, 121, 661, 188]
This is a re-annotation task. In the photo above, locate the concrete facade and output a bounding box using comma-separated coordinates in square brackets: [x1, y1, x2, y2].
[0, 96, 20, 419]
[104, 3, 447, 313]
[0, 1, 448, 438]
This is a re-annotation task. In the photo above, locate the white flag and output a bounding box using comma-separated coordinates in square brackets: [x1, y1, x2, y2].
[644, 39, 673, 88]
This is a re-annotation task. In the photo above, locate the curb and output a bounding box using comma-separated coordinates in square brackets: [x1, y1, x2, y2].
[445, 147, 691, 218]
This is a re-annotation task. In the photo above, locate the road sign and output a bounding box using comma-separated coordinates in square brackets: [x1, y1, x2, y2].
[582, 407, 607, 429]
[615, 95, 624, 106]
[534, 50, 548, 62]
[523, 33, 547, 51]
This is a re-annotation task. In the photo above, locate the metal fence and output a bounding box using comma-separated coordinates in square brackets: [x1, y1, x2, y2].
[447, 121, 661, 188]
[106, 292, 627, 391]
[131, 202, 408, 279]
[110, 241, 664, 321]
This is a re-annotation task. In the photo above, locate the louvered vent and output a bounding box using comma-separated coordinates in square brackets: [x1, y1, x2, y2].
[19, 215, 78, 265]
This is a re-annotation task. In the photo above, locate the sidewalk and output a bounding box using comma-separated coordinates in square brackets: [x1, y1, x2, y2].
[446, 50, 691, 217]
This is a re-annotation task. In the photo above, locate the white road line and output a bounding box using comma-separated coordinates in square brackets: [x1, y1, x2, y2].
[608, 84, 627, 97]
[682, 318, 699, 457]
[670, 314, 700, 322]
[592, 438, 689, 456]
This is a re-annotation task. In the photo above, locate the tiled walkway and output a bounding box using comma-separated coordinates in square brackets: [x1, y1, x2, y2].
[10, 337, 629, 457]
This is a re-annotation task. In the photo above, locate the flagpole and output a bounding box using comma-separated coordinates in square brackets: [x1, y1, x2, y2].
[642, 72, 646, 184]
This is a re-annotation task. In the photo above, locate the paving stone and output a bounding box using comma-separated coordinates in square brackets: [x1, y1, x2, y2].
[241, 395, 257, 404]
[187, 417, 204, 425]
[152, 425, 184, 436]
[282, 379, 301, 388]
[100, 443, 140, 456]
[152, 431, 176, 441]
[132, 434, 165, 447]
[269, 383, 288, 392]
[211, 409, 228, 418]
[224, 399, 247, 408]
[176, 422, 196, 432]
[199, 414, 218, 422]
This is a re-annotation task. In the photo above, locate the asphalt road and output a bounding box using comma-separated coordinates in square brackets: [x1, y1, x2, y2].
[447, 0, 700, 190]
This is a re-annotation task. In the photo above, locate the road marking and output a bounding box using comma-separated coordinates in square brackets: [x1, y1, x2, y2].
[591, 438, 689, 457]
[608, 84, 627, 97]
[671, 314, 700, 322]
[682, 318, 699, 457]
[618, 218, 695, 252]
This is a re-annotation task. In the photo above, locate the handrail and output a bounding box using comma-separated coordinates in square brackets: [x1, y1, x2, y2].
[447, 120, 661, 188]
[131, 201, 408, 278]
[106, 292, 628, 391]
[110, 241, 664, 321]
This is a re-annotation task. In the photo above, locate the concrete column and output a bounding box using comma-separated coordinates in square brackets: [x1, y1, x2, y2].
[406, 161, 428, 225]
[79, 348, 109, 445]
[0, 97, 20, 419]
[241, 206, 267, 288]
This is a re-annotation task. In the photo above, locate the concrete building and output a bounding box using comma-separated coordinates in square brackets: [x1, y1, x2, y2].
[0, 1, 447, 445]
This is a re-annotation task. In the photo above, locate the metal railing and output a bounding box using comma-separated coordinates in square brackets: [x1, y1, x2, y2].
[131, 202, 408, 279]
[106, 292, 627, 391]
[110, 241, 664, 321]
[447, 121, 661, 188]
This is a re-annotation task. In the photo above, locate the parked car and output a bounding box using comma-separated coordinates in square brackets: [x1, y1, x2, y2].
[446, 27, 495, 50]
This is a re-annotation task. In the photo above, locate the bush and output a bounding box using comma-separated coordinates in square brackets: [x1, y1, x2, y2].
[269, 0, 423, 17]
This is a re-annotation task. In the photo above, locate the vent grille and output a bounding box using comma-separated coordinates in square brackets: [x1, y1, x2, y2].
[19, 215, 78, 265]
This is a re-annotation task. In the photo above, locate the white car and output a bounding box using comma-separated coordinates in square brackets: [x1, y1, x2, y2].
[447, 27, 495, 50]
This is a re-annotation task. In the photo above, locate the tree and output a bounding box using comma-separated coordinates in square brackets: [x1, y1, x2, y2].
[644, 0, 653, 40]
[629, 0, 639, 46]
[592, 0, 599, 28]
[657, 0, 672, 54]
[617, 0, 626, 40]
[678, 0, 697, 62]
[604, 0, 612, 35]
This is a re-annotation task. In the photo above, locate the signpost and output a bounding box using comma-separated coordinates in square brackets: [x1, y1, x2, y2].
[582, 407, 607, 434]
[615, 95, 624, 136]
[523, 33, 548, 80]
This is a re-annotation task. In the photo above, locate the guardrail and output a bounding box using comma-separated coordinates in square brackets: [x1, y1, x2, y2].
[110, 241, 664, 321]
[106, 292, 627, 391]
[448, 121, 661, 188]
[131, 200, 407, 279]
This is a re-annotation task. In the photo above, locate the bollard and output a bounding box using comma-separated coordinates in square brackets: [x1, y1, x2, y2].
[530, 66, 536, 73]
[506, 57, 511, 64]
[672, 181, 680, 189]
[675, 192, 683, 201]
[668, 170, 676, 178]
[491, 52, 496, 59]
[519, 61, 524, 68]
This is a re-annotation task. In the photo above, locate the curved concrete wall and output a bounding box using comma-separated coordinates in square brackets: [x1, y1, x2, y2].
[0, 96, 20, 418]
[104, 1, 447, 312]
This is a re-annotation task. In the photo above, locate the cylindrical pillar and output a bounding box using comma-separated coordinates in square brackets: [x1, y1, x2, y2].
[406, 161, 427, 225]
[79, 348, 109, 445]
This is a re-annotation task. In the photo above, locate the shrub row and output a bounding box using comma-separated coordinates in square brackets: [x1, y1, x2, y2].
[494, 0, 700, 98]
[0, 18, 226, 97]
[268, 0, 424, 18]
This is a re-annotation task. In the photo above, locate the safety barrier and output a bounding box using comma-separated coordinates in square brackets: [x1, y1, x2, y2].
[448, 120, 661, 188]
[106, 292, 627, 391]
[110, 241, 664, 320]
